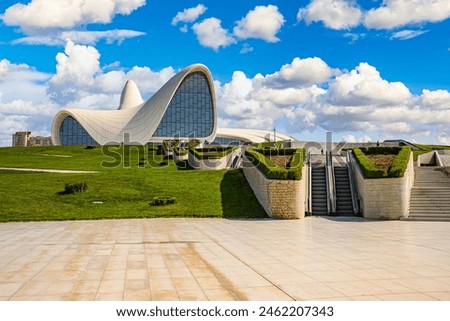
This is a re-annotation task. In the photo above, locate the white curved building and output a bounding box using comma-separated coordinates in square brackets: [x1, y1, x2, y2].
[51, 63, 295, 146]
[52, 64, 217, 146]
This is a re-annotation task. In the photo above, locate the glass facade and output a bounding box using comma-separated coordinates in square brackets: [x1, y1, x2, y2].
[207, 137, 246, 146]
[153, 72, 214, 138]
[59, 116, 97, 146]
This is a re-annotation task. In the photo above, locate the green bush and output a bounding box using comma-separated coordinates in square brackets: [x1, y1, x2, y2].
[245, 148, 304, 180]
[150, 196, 176, 206]
[388, 146, 411, 177]
[64, 182, 88, 194]
[359, 146, 402, 155]
[190, 147, 237, 159]
[353, 146, 411, 178]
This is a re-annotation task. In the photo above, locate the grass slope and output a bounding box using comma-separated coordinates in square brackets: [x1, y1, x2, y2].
[0, 146, 266, 222]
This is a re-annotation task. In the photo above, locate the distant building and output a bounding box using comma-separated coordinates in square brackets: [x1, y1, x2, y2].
[12, 131, 52, 147]
[12, 131, 32, 147]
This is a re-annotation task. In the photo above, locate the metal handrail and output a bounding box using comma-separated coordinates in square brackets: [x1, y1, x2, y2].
[307, 152, 312, 214]
[347, 150, 360, 215]
[326, 151, 337, 215]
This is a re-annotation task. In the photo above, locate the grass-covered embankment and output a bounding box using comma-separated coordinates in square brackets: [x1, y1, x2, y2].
[0, 146, 266, 222]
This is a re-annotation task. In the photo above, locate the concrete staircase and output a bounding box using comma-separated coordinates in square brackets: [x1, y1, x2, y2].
[334, 166, 355, 216]
[311, 166, 328, 215]
[406, 167, 450, 221]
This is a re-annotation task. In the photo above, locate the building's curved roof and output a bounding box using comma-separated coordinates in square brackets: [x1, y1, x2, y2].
[51, 64, 217, 145]
[215, 128, 295, 143]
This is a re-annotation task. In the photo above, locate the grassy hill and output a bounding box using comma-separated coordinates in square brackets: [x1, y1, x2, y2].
[0, 146, 267, 222]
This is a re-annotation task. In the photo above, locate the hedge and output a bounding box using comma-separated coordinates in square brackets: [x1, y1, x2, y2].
[359, 146, 402, 155]
[190, 146, 237, 159]
[245, 148, 304, 180]
[353, 146, 411, 178]
[388, 146, 411, 177]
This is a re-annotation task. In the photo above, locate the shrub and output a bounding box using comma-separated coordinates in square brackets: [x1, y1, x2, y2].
[150, 196, 176, 206]
[245, 148, 304, 180]
[64, 182, 88, 194]
[359, 146, 401, 155]
[190, 147, 237, 159]
[388, 146, 411, 177]
[353, 146, 411, 178]
[353, 148, 385, 178]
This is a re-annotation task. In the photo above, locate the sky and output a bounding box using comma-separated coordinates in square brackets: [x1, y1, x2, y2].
[0, 0, 450, 147]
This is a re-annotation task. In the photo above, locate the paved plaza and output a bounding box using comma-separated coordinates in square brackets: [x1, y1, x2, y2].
[1, 217, 450, 301]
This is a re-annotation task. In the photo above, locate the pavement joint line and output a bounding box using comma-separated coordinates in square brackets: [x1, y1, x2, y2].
[198, 227, 297, 301]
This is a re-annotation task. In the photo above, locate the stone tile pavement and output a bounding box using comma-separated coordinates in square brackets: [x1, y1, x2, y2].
[1, 217, 450, 301]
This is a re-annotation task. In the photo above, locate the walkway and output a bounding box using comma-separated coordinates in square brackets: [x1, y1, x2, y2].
[0, 167, 98, 174]
[1, 217, 450, 301]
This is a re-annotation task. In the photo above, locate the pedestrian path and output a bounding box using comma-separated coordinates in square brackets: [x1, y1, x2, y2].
[0, 217, 450, 301]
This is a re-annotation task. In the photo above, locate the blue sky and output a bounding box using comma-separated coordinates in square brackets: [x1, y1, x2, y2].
[1, 0, 450, 146]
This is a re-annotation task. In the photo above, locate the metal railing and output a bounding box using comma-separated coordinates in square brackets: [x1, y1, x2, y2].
[346, 150, 360, 215]
[325, 151, 336, 215]
[307, 152, 312, 214]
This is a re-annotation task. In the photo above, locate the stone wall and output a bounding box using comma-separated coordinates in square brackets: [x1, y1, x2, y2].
[242, 157, 306, 219]
[188, 149, 241, 170]
[351, 152, 414, 220]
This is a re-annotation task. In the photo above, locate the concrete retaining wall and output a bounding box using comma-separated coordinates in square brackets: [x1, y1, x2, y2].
[242, 157, 306, 219]
[188, 149, 241, 170]
[351, 152, 414, 220]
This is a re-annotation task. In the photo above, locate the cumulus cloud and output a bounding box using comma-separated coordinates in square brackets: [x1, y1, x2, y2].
[48, 41, 176, 105]
[172, 4, 207, 26]
[342, 134, 373, 143]
[421, 89, 450, 110]
[0, 60, 58, 146]
[233, 5, 285, 42]
[298, 0, 450, 34]
[364, 0, 450, 29]
[1, 0, 146, 32]
[297, 0, 362, 30]
[0, 42, 178, 146]
[265, 57, 338, 87]
[192, 18, 236, 51]
[326, 62, 412, 106]
[216, 58, 331, 130]
[216, 58, 450, 143]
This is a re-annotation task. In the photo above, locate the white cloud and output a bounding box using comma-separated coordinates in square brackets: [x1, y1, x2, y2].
[48, 41, 176, 104]
[265, 57, 338, 87]
[298, 0, 362, 30]
[172, 4, 207, 26]
[49, 41, 102, 103]
[240, 43, 254, 54]
[0, 60, 58, 146]
[364, 0, 450, 30]
[192, 18, 236, 51]
[343, 32, 365, 44]
[216, 59, 450, 143]
[342, 134, 373, 143]
[421, 89, 450, 110]
[1, 0, 146, 32]
[390, 29, 428, 40]
[233, 5, 285, 42]
[12, 29, 146, 46]
[326, 62, 412, 106]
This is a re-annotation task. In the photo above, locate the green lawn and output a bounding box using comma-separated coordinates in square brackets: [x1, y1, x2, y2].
[0, 146, 267, 222]
[412, 144, 450, 161]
